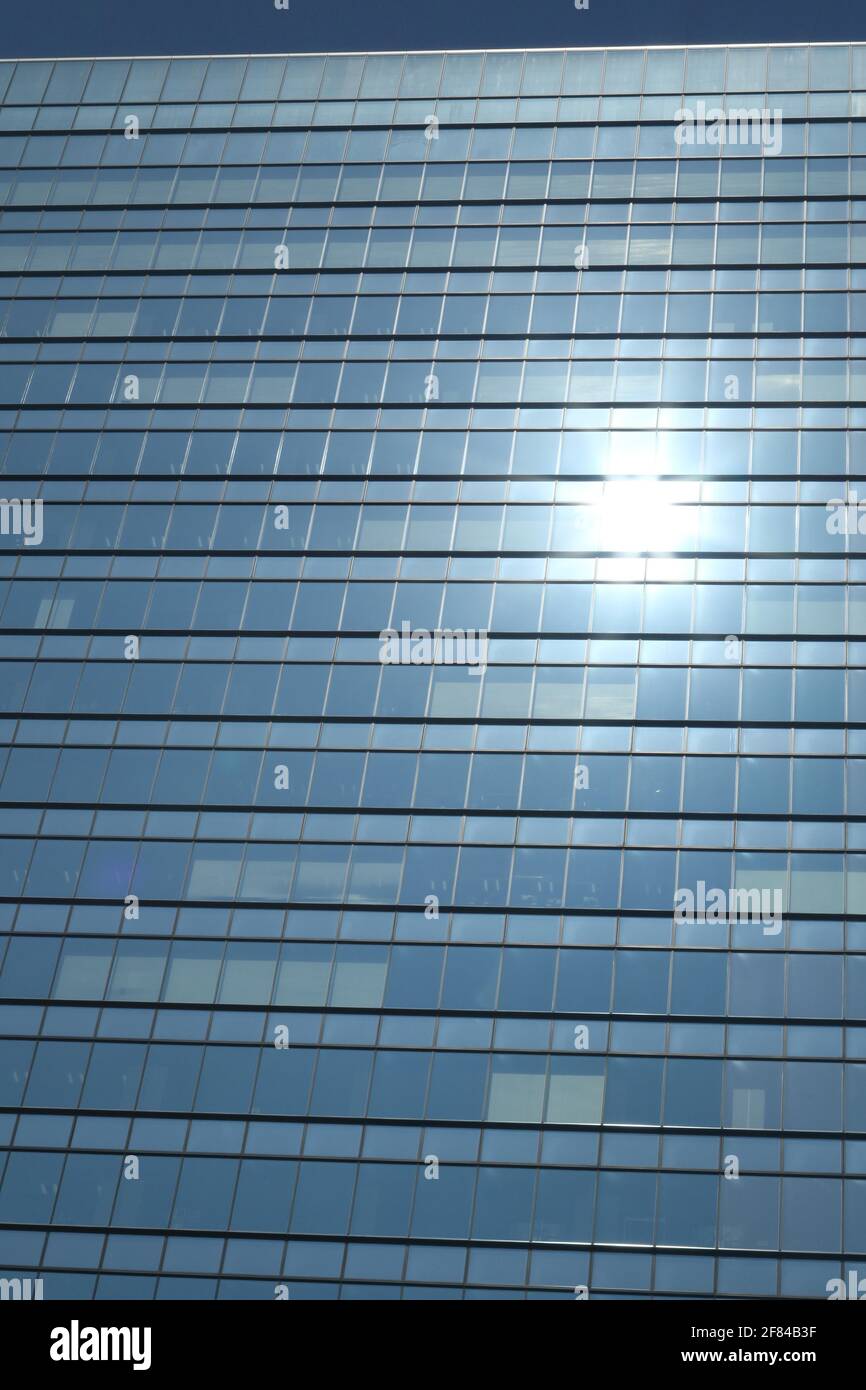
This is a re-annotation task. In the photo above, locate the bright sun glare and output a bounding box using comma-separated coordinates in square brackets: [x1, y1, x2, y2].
[585, 479, 691, 554]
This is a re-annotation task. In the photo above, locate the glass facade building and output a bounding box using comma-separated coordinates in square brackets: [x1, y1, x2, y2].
[1, 43, 866, 1301]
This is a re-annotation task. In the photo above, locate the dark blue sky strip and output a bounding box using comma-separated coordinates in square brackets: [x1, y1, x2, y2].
[3, 0, 866, 61]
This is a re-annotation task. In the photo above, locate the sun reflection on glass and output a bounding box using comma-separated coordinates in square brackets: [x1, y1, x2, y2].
[582, 479, 690, 554]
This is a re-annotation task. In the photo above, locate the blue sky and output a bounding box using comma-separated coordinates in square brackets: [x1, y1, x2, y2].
[3, 0, 866, 59]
